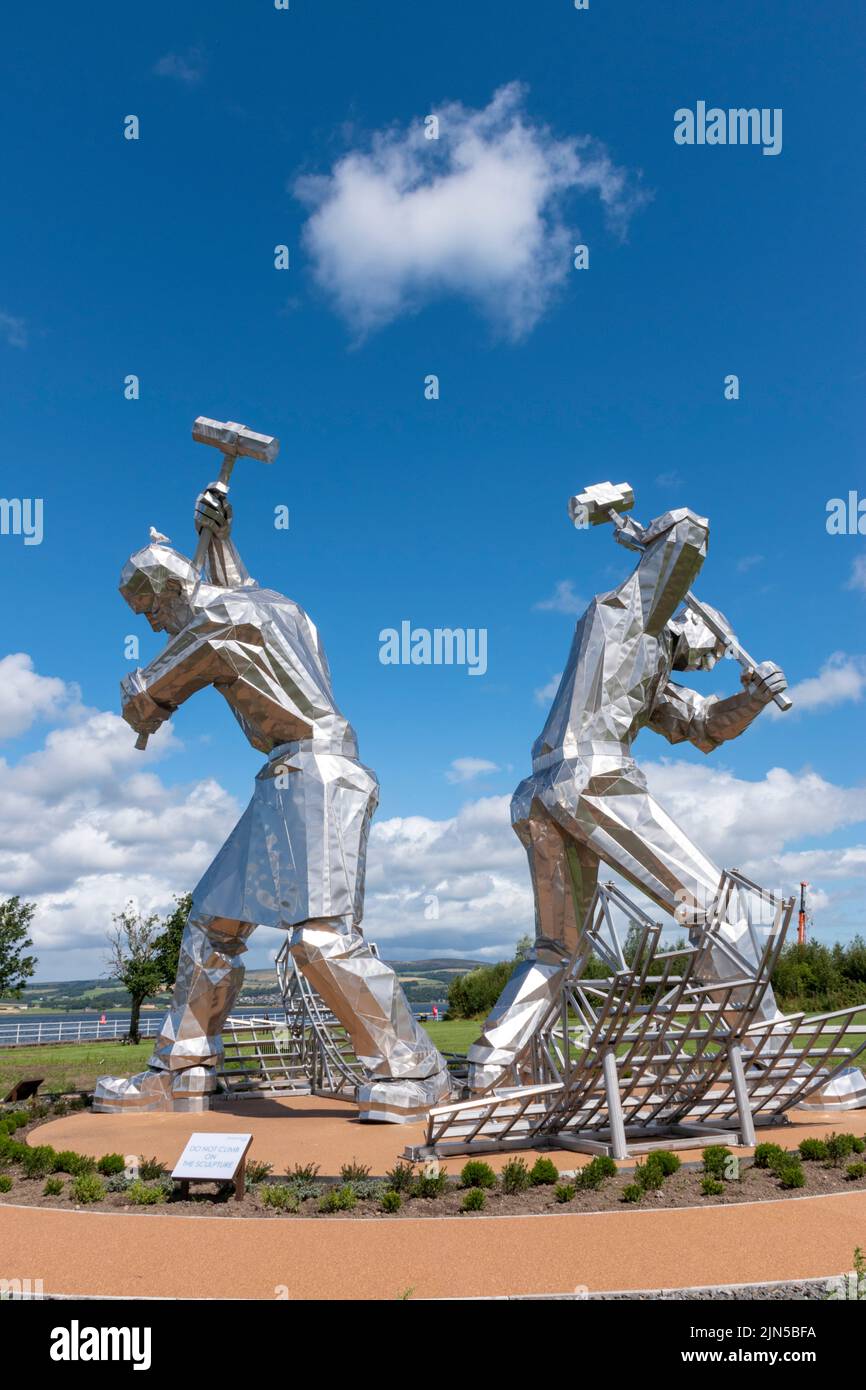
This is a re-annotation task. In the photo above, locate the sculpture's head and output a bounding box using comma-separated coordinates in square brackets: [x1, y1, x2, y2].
[119, 544, 198, 634]
[668, 604, 729, 672]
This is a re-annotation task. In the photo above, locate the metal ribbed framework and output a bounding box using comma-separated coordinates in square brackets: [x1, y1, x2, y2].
[409, 872, 866, 1160]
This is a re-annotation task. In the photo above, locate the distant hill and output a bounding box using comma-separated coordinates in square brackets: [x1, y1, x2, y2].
[3, 957, 490, 1012]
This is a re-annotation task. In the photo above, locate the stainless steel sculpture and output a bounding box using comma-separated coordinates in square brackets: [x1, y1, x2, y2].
[410, 874, 866, 1162]
[94, 418, 451, 1123]
[468, 484, 793, 1093]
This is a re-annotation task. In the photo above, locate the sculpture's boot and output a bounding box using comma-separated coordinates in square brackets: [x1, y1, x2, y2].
[93, 912, 255, 1114]
[290, 916, 455, 1122]
[93, 1065, 217, 1114]
[466, 949, 567, 1094]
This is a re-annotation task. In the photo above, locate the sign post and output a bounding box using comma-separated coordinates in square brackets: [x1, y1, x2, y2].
[171, 1132, 253, 1202]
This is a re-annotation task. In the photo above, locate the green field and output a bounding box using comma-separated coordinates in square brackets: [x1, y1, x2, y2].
[0, 1040, 155, 1096]
[0, 1021, 483, 1096]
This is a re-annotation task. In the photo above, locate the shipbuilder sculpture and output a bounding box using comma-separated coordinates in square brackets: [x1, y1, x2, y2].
[95, 418, 451, 1122]
[467, 482, 792, 1092]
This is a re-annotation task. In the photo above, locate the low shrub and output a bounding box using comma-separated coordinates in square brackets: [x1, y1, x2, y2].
[826, 1132, 857, 1165]
[283, 1176, 323, 1203]
[620, 1183, 642, 1204]
[753, 1142, 785, 1171]
[845, 1162, 866, 1182]
[776, 1161, 805, 1190]
[21, 1145, 57, 1180]
[43, 1177, 63, 1196]
[318, 1184, 357, 1213]
[554, 1182, 576, 1204]
[127, 1180, 168, 1206]
[381, 1188, 402, 1213]
[798, 1138, 829, 1162]
[701, 1175, 725, 1197]
[286, 1162, 320, 1183]
[0, 1110, 29, 1134]
[653, 1151, 681, 1177]
[530, 1157, 559, 1187]
[461, 1187, 486, 1212]
[260, 1184, 301, 1212]
[703, 1145, 732, 1179]
[635, 1158, 665, 1192]
[0, 1136, 27, 1167]
[97, 1153, 126, 1176]
[105, 1174, 132, 1193]
[138, 1157, 167, 1181]
[245, 1160, 273, 1184]
[0, 1173, 12, 1193]
[500, 1158, 532, 1195]
[412, 1171, 449, 1199]
[71, 1173, 106, 1204]
[339, 1158, 371, 1184]
[459, 1160, 496, 1190]
[853, 1137, 865, 1154]
[54, 1150, 96, 1177]
[384, 1161, 415, 1194]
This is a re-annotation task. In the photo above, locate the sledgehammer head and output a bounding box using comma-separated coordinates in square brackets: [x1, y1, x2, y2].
[568, 480, 634, 528]
[192, 416, 279, 464]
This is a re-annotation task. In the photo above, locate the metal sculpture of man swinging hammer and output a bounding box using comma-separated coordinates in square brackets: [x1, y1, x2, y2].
[94, 418, 452, 1122]
[468, 483, 791, 1093]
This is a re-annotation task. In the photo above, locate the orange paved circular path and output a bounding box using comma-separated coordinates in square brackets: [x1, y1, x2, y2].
[2, 1194, 865, 1300]
[3, 1096, 864, 1298]
[27, 1093, 862, 1176]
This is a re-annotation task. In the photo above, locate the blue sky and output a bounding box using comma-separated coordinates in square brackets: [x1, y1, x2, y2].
[1, 1, 864, 978]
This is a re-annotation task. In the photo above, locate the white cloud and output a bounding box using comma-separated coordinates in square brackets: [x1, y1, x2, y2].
[0, 654, 77, 740]
[446, 757, 499, 784]
[0, 310, 27, 348]
[846, 555, 866, 593]
[535, 672, 562, 704]
[642, 759, 866, 886]
[736, 553, 764, 573]
[533, 579, 584, 615]
[769, 652, 866, 717]
[295, 82, 649, 340]
[364, 795, 531, 958]
[0, 668, 240, 976]
[153, 47, 206, 84]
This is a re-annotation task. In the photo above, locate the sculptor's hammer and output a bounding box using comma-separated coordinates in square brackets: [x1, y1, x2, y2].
[134, 416, 280, 750]
[568, 480, 793, 713]
[190, 416, 279, 572]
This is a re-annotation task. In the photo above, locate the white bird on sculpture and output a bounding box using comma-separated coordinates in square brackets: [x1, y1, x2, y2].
[149, 526, 171, 544]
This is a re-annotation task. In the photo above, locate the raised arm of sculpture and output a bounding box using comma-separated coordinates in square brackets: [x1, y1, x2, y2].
[649, 662, 788, 753]
[630, 507, 710, 635]
[194, 483, 251, 588]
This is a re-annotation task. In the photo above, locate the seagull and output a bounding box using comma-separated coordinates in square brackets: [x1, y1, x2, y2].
[149, 526, 171, 544]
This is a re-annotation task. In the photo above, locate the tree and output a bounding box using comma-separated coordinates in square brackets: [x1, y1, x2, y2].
[154, 892, 192, 989]
[105, 903, 163, 1043]
[0, 896, 37, 998]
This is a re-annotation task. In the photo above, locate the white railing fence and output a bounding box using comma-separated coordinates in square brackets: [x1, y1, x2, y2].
[0, 1017, 163, 1047]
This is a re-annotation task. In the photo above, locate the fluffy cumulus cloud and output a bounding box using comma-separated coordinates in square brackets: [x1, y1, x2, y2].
[0, 670, 240, 976]
[4, 656, 866, 979]
[295, 82, 649, 340]
[0, 653, 78, 739]
[363, 795, 531, 959]
[768, 651, 866, 717]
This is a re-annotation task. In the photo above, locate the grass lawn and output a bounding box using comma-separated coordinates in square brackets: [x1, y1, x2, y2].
[0, 1040, 154, 1096]
[422, 1019, 480, 1054]
[0, 1020, 482, 1095]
